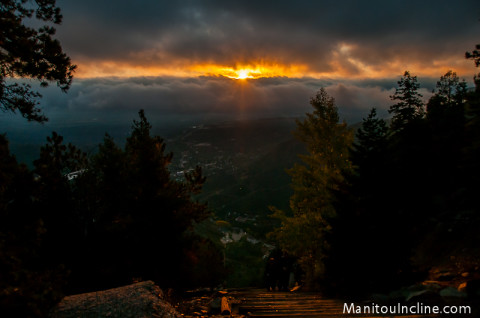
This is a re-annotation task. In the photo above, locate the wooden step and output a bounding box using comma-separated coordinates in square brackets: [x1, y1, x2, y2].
[231, 289, 439, 318]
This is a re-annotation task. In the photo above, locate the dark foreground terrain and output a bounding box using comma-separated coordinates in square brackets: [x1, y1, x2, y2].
[50, 281, 478, 318]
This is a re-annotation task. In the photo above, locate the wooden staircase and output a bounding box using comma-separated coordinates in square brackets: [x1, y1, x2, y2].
[232, 289, 436, 318]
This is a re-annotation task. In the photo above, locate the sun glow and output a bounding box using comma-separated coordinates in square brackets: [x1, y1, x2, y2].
[190, 63, 308, 80]
[224, 68, 259, 80]
[72, 55, 474, 80]
[235, 69, 253, 80]
[73, 61, 310, 79]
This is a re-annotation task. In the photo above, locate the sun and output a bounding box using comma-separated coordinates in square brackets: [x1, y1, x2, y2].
[187, 63, 308, 80]
[234, 69, 253, 80]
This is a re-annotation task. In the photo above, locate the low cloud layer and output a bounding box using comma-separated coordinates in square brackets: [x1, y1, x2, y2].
[21, 75, 439, 126]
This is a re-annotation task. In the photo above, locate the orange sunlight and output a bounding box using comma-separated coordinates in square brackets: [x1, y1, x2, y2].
[190, 63, 308, 79]
[73, 56, 474, 80]
[74, 61, 309, 79]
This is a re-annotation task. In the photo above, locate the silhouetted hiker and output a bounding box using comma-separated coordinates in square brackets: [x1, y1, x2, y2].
[264, 249, 295, 291]
[291, 261, 304, 288]
[265, 256, 278, 291]
[277, 252, 293, 291]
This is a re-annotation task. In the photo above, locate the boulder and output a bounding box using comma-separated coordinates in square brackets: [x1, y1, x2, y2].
[439, 286, 467, 298]
[406, 290, 429, 302]
[406, 289, 444, 305]
[49, 281, 181, 318]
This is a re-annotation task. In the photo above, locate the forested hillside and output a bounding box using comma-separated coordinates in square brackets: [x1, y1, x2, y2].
[270, 65, 480, 295]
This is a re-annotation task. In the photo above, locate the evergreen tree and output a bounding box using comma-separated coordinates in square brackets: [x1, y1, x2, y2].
[350, 108, 390, 210]
[426, 71, 467, 215]
[427, 70, 467, 131]
[389, 71, 424, 132]
[462, 44, 480, 214]
[406, 54, 480, 278]
[353, 107, 389, 169]
[434, 70, 467, 106]
[0, 135, 65, 317]
[385, 72, 449, 282]
[270, 88, 353, 288]
[0, 0, 75, 122]
[387, 71, 429, 215]
[71, 110, 212, 290]
[64, 134, 127, 292]
[32, 132, 87, 275]
[465, 44, 480, 67]
[326, 108, 412, 294]
[0, 1, 75, 314]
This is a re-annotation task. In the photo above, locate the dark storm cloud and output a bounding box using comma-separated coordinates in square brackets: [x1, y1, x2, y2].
[57, 0, 480, 74]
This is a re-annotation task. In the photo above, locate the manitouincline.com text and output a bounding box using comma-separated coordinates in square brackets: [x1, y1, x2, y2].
[343, 302, 472, 315]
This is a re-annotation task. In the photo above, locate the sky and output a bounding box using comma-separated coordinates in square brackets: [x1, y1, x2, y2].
[3, 0, 480, 127]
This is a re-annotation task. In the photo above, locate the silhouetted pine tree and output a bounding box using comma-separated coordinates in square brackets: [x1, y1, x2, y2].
[68, 110, 214, 291]
[426, 71, 467, 216]
[0, 0, 76, 122]
[269, 88, 354, 289]
[462, 44, 480, 215]
[389, 71, 425, 132]
[33, 132, 87, 272]
[0, 0, 76, 314]
[0, 135, 65, 317]
[326, 108, 411, 294]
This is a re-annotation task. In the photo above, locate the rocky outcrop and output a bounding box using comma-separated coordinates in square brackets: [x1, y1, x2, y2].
[49, 281, 181, 318]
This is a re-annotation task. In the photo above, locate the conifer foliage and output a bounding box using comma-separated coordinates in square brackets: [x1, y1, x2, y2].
[0, 135, 65, 317]
[270, 88, 353, 288]
[389, 71, 424, 132]
[271, 54, 480, 294]
[0, 0, 76, 122]
[73, 110, 212, 290]
[0, 111, 221, 316]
